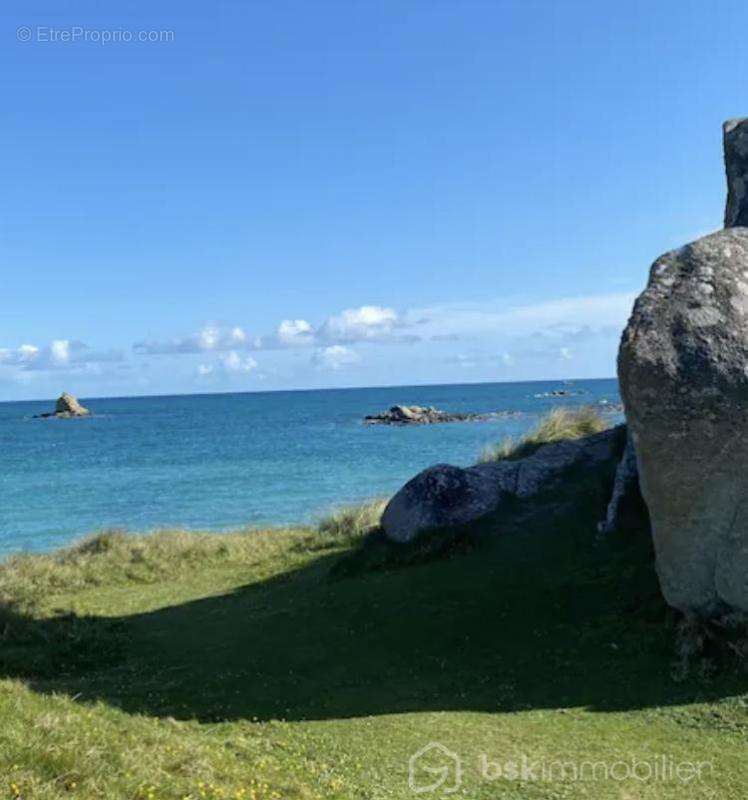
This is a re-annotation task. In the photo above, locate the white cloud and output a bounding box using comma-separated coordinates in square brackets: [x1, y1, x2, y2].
[128, 291, 632, 385]
[50, 339, 71, 366]
[276, 319, 313, 346]
[197, 351, 258, 377]
[18, 344, 40, 360]
[0, 343, 39, 365]
[316, 305, 416, 344]
[135, 324, 249, 355]
[135, 304, 419, 358]
[220, 351, 258, 373]
[318, 306, 397, 342]
[311, 345, 360, 371]
[229, 326, 247, 344]
[0, 339, 123, 372]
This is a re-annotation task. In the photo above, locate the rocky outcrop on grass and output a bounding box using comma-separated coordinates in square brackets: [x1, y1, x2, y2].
[382, 423, 628, 543]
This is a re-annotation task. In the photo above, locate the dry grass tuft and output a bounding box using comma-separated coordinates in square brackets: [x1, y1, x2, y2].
[478, 406, 608, 463]
[317, 498, 387, 543]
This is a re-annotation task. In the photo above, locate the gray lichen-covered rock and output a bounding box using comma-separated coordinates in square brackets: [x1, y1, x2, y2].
[619, 226, 748, 616]
[513, 427, 621, 497]
[597, 433, 640, 535]
[381, 462, 513, 542]
[382, 426, 623, 543]
[724, 118, 748, 227]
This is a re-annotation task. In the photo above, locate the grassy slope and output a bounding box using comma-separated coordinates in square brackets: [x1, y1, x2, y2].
[3, 512, 748, 798]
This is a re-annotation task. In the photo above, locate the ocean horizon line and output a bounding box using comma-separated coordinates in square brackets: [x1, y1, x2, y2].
[0, 375, 618, 406]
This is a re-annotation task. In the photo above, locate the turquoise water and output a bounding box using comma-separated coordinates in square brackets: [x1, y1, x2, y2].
[0, 379, 620, 556]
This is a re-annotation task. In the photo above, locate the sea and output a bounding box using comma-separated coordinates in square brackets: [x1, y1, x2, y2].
[0, 378, 620, 557]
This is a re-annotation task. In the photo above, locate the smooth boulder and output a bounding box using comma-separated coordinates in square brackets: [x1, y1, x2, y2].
[382, 426, 623, 543]
[619, 227, 748, 616]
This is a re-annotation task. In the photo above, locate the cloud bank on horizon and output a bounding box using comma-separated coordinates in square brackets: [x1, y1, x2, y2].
[0, 291, 635, 400]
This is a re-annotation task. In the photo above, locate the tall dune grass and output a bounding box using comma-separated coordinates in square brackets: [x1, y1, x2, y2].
[479, 406, 608, 463]
[317, 498, 387, 542]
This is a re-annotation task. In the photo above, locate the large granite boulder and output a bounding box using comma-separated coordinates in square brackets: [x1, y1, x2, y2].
[382, 426, 623, 543]
[619, 226, 748, 616]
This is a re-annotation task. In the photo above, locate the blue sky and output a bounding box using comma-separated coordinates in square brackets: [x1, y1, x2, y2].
[0, 0, 742, 399]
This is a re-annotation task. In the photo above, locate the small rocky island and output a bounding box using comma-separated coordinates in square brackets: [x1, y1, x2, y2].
[364, 404, 489, 425]
[35, 392, 91, 419]
[533, 389, 578, 398]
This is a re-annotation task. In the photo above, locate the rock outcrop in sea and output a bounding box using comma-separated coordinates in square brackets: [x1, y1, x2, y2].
[619, 119, 748, 617]
[364, 405, 490, 425]
[35, 392, 91, 419]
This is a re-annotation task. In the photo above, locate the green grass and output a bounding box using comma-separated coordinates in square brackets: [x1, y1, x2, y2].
[2, 500, 748, 799]
[316, 498, 387, 543]
[479, 406, 609, 463]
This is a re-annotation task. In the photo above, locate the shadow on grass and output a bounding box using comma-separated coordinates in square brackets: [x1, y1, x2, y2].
[2, 484, 747, 724]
